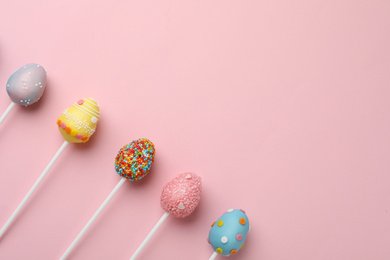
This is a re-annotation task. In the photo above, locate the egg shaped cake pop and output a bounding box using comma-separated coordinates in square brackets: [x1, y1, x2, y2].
[57, 98, 100, 143]
[6, 63, 47, 106]
[115, 138, 155, 181]
[160, 172, 202, 218]
[208, 209, 250, 256]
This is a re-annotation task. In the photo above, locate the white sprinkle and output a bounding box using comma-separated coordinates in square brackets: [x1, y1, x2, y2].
[185, 174, 192, 179]
[178, 203, 185, 210]
[227, 209, 234, 212]
[91, 117, 98, 123]
[221, 236, 228, 243]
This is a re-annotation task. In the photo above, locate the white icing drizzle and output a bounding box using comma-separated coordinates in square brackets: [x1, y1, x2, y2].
[73, 104, 97, 118]
[62, 110, 96, 135]
[83, 99, 100, 115]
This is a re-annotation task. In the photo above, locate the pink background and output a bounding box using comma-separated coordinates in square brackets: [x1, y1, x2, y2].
[0, 1, 390, 259]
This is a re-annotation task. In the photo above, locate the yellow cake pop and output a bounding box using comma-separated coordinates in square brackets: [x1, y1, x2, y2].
[57, 98, 100, 143]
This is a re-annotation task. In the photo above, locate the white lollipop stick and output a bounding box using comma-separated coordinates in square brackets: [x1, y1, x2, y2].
[0, 102, 16, 126]
[0, 140, 69, 239]
[209, 252, 218, 260]
[60, 177, 127, 260]
[130, 211, 170, 260]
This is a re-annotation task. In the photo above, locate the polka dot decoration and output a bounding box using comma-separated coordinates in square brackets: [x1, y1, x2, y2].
[208, 209, 250, 256]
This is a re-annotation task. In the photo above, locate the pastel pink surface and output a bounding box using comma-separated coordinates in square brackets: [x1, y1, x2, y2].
[160, 172, 202, 218]
[0, 1, 390, 260]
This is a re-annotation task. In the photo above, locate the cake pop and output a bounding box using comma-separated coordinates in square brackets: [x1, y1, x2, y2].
[130, 172, 202, 260]
[0, 63, 47, 126]
[0, 98, 99, 239]
[57, 98, 99, 143]
[208, 209, 250, 259]
[60, 138, 155, 260]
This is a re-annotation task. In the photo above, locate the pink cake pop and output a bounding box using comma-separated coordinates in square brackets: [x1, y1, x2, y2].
[0, 64, 47, 126]
[130, 172, 202, 260]
[161, 172, 202, 218]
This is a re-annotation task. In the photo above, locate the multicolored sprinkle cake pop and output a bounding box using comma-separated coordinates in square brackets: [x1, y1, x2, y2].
[0, 98, 100, 239]
[60, 138, 155, 260]
[115, 138, 155, 181]
[208, 209, 250, 260]
[0, 63, 47, 126]
[130, 172, 202, 260]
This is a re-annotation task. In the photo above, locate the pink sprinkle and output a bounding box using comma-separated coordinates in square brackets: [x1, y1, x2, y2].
[240, 209, 246, 213]
[160, 172, 202, 218]
[76, 134, 82, 139]
[60, 122, 66, 129]
[236, 234, 243, 241]
[77, 99, 84, 105]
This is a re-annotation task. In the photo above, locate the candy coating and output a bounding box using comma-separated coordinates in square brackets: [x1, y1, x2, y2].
[208, 209, 250, 256]
[160, 173, 202, 218]
[115, 138, 155, 181]
[6, 63, 47, 106]
[57, 98, 100, 143]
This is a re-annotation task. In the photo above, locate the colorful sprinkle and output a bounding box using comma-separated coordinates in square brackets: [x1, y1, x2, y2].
[77, 99, 84, 105]
[231, 249, 237, 255]
[217, 220, 224, 227]
[221, 236, 228, 243]
[216, 248, 223, 254]
[65, 127, 71, 134]
[239, 218, 246, 225]
[60, 122, 66, 129]
[76, 134, 82, 139]
[115, 138, 155, 182]
[70, 129, 78, 136]
[211, 221, 216, 227]
[236, 234, 242, 241]
[81, 136, 89, 142]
